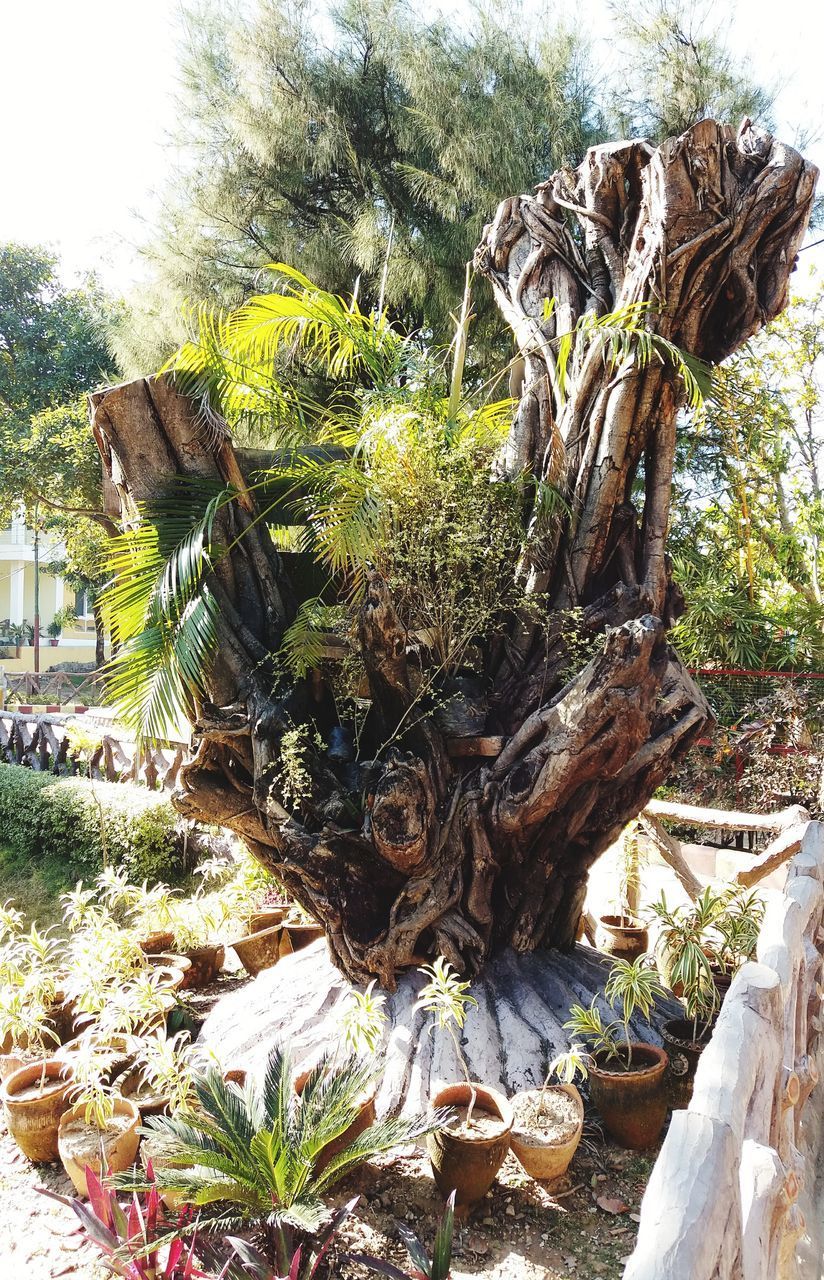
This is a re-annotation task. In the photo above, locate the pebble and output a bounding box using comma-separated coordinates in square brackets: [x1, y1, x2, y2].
[505, 1204, 516, 1216]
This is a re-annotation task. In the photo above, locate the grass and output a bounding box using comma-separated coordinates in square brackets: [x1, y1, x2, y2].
[0, 841, 76, 928]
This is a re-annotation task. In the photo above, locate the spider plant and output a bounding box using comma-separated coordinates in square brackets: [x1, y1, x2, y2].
[415, 957, 478, 1125]
[66, 1038, 119, 1131]
[710, 887, 764, 975]
[648, 888, 724, 1040]
[339, 979, 387, 1057]
[119, 1043, 448, 1272]
[132, 1031, 202, 1116]
[564, 957, 667, 1070]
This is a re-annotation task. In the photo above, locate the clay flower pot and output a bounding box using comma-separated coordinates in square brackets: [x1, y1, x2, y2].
[282, 922, 324, 953]
[230, 924, 284, 977]
[510, 1083, 583, 1181]
[1, 1059, 75, 1162]
[661, 1017, 714, 1109]
[427, 1082, 513, 1208]
[178, 943, 225, 989]
[294, 1068, 376, 1173]
[139, 930, 175, 956]
[118, 1065, 170, 1117]
[146, 953, 192, 990]
[597, 915, 649, 961]
[588, 1044, 669, 1149]
[249, 907, 286, 933]
[58, 1097, 141, 1196]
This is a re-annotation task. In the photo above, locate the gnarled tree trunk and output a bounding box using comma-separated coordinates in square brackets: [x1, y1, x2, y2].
[91, 119, 817, 988]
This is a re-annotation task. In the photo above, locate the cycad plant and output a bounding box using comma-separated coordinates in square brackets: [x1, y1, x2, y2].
[128, 1043, 447, 1271]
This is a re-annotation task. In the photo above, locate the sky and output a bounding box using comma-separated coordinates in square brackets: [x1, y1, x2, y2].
[1, 0, 823, 295]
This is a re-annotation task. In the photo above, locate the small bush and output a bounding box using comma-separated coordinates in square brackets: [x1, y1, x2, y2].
[0, 764, 183, 882]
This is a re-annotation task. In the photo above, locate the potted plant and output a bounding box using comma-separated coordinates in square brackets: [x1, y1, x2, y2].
[126, 882, 180, 955]
[167, 899, 226, 988]
[116, 1043, 443, 1267]
[121, 1030, 201, 1118]
[709, 886, 764, 996]
[46, 619, 62, 647]
[416, 957, 513, 1207]
[597, 821, 649, 959]
[58, 1041, 141, 1196]
[509, 1047, 586, 1182]
[564, 956, 669, 1149]
[291, 979, 388, 1174]
[1, 1056, 76, 1161]
[0, 913, 68, 1074]
[649, 888, 725, 1107]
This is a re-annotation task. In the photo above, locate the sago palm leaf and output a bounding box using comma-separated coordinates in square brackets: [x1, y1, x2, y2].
[135, 1042, 444, 1235]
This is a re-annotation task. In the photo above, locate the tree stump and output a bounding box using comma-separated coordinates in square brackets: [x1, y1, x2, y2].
[91, 119, 817, 986]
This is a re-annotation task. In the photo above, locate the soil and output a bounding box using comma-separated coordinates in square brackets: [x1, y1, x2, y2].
[58, 1110, 134, 1162]
[513, 1091, 580, 1145]
[446, 1104, 508, 1139]
[7, 1077, 67, 1103]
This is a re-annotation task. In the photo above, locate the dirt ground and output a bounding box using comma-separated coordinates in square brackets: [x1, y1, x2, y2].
[0, 1098, 655, 1279]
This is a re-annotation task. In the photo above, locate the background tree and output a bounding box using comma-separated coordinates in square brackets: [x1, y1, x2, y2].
[609, 0, 773, 140]
[670, 279, 824, 669]
[0, 244, 117, 661]
[114, 0, 772, 378]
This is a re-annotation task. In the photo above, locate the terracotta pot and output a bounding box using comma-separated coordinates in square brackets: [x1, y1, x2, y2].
[294, 1068, 376, 1173]
[230, 924, 283, 977]
[1, 1059, 75, 1162]
[588, 1044, 669, 1149]
[597, 915, 649, 961]
[147, 963, 187, 993]
[58, 1097, 141, 1196]
[510, 1084, 583, 1181]
[146, 953, 193, 989]
[427, 1082, 513, 1207]
[283, 922, 324, 953]
[0, 1049, 30, 1081]
[118, 1065, 169, 1117]
[140, 1135, 186, 1212]
[661, 1017, 713, 1109]
[178, 944, 225, 989]
[249, 908, 286, 933]
[139, 930, 175, 956]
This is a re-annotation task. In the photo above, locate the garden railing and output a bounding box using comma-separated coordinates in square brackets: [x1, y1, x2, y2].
[624, 819, 824, 1280]
[0, 708, 187, 790]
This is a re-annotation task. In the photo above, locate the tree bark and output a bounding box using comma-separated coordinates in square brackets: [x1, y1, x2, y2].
[91, 119, 817, 987]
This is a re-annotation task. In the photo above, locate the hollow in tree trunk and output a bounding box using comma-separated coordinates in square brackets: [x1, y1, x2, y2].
[91, 119, 817, 987]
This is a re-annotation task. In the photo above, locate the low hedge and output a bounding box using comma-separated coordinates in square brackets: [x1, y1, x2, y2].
[0, 763, 184, 883]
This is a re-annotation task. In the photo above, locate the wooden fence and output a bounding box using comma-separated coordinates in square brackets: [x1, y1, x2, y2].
[624, 820, 824, 1280]
[0, 709, 187, 791]
[0, 668, 105, 706]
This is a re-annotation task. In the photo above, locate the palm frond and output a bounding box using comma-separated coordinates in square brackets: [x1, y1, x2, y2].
[100, 484, 235, 743]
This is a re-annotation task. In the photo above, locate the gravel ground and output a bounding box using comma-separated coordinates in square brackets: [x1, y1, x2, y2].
[0, 1102, 654, 1279]
[0, 1119, 106, 1279]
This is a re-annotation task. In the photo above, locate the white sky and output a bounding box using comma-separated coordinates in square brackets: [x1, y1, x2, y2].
[1, 0, 823, 295]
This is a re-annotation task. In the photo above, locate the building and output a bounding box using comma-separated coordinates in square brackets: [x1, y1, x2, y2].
[0, 514, 98, 669]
